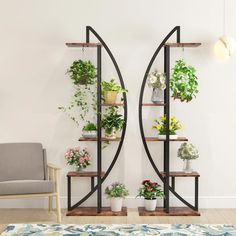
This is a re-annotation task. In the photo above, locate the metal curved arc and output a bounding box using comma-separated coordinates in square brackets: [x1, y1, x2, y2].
[138, 26, 180, 181]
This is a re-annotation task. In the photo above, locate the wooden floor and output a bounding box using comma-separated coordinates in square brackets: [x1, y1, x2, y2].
[0, 208, 236, 233]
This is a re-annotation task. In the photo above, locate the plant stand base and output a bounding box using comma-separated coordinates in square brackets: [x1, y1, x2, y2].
[138, 207, 200, 216]
[67, 207, 127, 216]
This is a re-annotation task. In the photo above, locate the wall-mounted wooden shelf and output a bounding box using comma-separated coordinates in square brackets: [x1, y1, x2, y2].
[160, 171, 200, 177]
[79, 137, 121, 142]
[66, 42, 102, 48]
[145, 137, 188, 142]
[165, 42, 201, 48]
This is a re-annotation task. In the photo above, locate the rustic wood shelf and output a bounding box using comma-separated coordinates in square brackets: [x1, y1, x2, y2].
[138, 207, 200, 216]
[160, 171, 200, 177]
[102, 103, 124, 106]
[79, 137, 121, 141]
[142, 103, 165, 107]
[165, 42, 201, 47]
[67, 207, 127, 216]
[67, 171, 105, 178]
[66, 42, 102, 48]
[145, 137, 188, 142]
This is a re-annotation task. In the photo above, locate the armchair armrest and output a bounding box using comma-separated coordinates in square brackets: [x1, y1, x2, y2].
[47, 163, 61, 171]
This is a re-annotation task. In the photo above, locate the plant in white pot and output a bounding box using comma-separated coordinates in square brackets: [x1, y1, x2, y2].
[101, 79, 128, 105]
[137, 180, 164, 211]
[102, 107, 125, 139]
[82, 122, 97, 138]
[152, 115, 183, 140]
[147, 70, 166, 104]
[178, 142, 199, 173]
[105, 182, 129, 212]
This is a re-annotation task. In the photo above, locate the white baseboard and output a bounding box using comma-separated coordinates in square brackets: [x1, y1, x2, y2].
[0, 196, 236, 209]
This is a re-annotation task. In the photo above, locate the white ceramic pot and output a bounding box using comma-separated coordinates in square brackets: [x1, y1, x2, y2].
[110, 197, 123, 212]
[82, 130, 97, 138]
[158, 134, 178, 140]
[183, 159, 193, 173]
[144, 198, 157, 211]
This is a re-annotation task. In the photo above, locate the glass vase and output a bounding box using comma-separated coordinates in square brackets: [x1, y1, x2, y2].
[151, 88, 164, 104]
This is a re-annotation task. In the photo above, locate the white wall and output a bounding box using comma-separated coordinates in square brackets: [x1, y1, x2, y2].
[0, 0, 236, 209]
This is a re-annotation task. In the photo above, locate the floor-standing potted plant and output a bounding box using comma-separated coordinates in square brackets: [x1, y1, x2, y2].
[105, 182, 129, 212]
[102, 107, 125, 139]
[82, 121, 97, 138]
[147, 70, 166, 104]
[137, 180, 164, 211]
[101, 79, 128, 104]
[64, 146, 91, 171]
[178, 142, 199, 173]
[152, 115, 183, 139]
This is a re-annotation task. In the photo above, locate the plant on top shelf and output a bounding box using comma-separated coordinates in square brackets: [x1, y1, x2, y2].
[82, 121, 97, 139]
[152, 115, 183, 139]
[64, 146, 91, 171]
[105, 182, 129, 212]
[170, 59, 199, 102]
[147, 70, 166, 104]
[178, 142, 199, 173]
[137, 180, 164, 211]
[101, 79, 128, 104]
[58, 60, 97, 126]
[101, 106, 125, 139]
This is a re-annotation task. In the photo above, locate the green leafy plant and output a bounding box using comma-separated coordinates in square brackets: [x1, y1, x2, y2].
[137, 180, 164, 200]
[67, 60, 97, 85]
[83, 122, 97, 131]
[101, 79, 128, 93]
[152, 115, 183, 135]
[170, 59, 199, 102]
[178, 142, 199, 160]
[105, 182, 129, 198]
[101, 107, 125, 134]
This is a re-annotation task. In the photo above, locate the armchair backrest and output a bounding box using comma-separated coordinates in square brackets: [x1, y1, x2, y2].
[0, 143, 47, 181]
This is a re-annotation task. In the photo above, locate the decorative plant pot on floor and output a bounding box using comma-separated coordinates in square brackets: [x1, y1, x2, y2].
[144, 199, 157, 211]
[110, 197, 123, 212]
[157, 134, 178, 140]
[151, 88, 164, 104]
[103, 91, 118, 104]
[82, 130, 97, 138]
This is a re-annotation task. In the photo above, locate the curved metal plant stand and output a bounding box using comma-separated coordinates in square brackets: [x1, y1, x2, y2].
[66, 26, 127, 215]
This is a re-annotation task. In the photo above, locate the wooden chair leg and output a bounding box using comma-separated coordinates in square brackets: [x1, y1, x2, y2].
[56, 193, 61, 223]
[49, 196, 53, 211]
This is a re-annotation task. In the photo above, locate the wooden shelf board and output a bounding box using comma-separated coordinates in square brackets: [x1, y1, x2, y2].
[165, 42, 201, 47]
[142, 103, 165, 107]
[161, 171, 200, 177]
[66, 42, 102, 48]
[145, 137, 188, 142]
[79, 137, 121, 141]
[138, 207, 200, 216]
[102, 103, 124, 106]
[67, 171, 105, 178]
[67, 207, 127, 216]
[165, 42, 201, 48]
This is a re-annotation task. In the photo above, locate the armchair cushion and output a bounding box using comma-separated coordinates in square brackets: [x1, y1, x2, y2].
[0, 180, 55, 195]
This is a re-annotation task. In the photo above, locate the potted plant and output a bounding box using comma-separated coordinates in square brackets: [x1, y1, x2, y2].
[82, 121, 97, 138]
[137, 180, 164, 211]
[101, 79, 128, 104]
[170, 59, 199, 102]
[64, 147, 91, 171]
[102, 107, 125, 139]
[147, 70, 166, 104]
[67, 59, 97, 85]
[105, 182, 129, 212]
[152, 115, 183, 139]
[178, 142, 199, 173]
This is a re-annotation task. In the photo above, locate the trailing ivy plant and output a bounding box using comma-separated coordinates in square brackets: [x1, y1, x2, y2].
[170, 59, 199, 102]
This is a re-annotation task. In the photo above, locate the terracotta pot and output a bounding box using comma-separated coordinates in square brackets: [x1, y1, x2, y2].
[110, 197, 123, 212]
[105, 128, 117, 140]
[144, 198, 157, 211]
[103, 91, 118, 104]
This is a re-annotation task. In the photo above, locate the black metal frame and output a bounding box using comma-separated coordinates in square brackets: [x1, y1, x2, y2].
[67, 26, 127, 213]
[138, 26, 199, 213]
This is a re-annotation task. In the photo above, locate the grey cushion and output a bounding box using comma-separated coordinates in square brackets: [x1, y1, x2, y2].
[0, 143, 46, 182]
[0, 180, 55, 195]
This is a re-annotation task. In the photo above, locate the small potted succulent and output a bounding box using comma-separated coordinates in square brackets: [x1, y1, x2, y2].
[178, 142, 199, 173]
[152, 115, 183, 139]
[170, 59, 199, 102]
[82, 121, 97, 138]
[64, 146, 91, 171]
[102, 107, 125, 139]
[105, 182, 129, 212]
[137, 180, 164, 211]
[67, 59, 97, 85]
[147, 70, 166, 104]
[101, 79, 128, 104]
